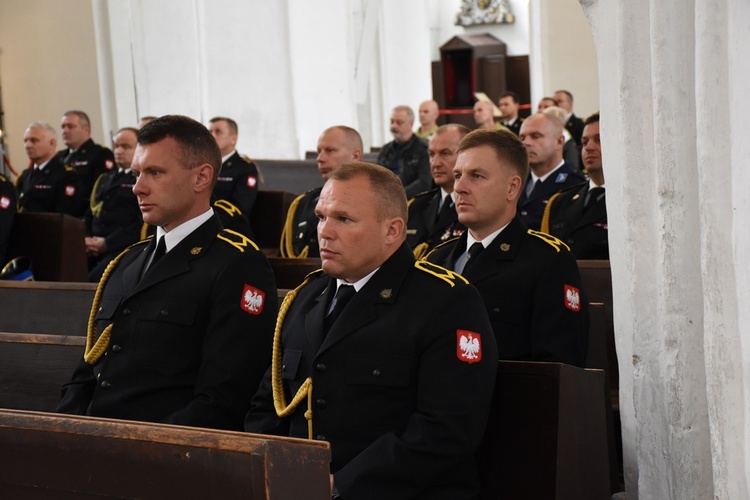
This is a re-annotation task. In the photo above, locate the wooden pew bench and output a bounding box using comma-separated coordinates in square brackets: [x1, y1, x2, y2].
[0, 333, 84, 412]
[0, 409, 331, 499]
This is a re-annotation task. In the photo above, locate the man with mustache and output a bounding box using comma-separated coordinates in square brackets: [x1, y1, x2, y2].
[376, 105, 431, 198]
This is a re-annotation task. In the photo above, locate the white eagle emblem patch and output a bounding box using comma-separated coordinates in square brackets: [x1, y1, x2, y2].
[240, 284, 265, 315]
[247, 176, 257, 188]
[564, 284, 581, 312]
[64, 185, 76, 197]
[456, 330, 482, 364]
[0, 196, 9, 210]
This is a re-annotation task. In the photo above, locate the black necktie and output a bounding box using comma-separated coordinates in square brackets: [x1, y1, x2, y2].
[144, 237, 166, 276]
[527, 178, 539, 197]
[323, 284, 356, 335]
[584, 187, 605, 213]
[437, 196, 453, 222]
[461, 242, 484, 274]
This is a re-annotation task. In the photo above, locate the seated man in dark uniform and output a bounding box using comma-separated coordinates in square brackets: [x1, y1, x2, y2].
[0, 173, 17, 266]
[517, 112, 586, 230]
[246, 162, 497, 499]
[280, 125, 362, 258]
[208, 116, 259, 222]
[56, 110, 115, 215]
[542, 112, 607, 259]
[406, 124, 468, 259]
[17, 121, 82, 216]
[57, 115, 278, 431]
[376, 105, 432, 198]
[426, 128, 589, 367]
[84, 127, 142, 282]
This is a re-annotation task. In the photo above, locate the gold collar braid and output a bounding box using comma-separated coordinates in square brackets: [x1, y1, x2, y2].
[272, 274, 318, 438]
[83, 244, 139, 365]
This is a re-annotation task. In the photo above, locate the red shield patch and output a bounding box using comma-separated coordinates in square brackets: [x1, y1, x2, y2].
[564, 285, 581, 311]
[64, 185, 76, 197]
[0, 196, 9, 210]
[456, 330, 482, 364]
[247, 176, 257, 188]
[240, 284, 265, 315]
[105, 159, 114, 170]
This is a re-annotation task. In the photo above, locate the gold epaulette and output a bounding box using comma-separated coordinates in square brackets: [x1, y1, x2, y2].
[90, 173, 106, 216]
[213, 198, 244, 218]
[414, 260, 468, 287]
[407, 189, 434, 209]
[422, 235, 461, 261]
[240, 154, 255, 164]
[216, 228, 260, 252]
[527, 229, 570, 253]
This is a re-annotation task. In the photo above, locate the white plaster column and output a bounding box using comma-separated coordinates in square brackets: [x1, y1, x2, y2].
[580, 0, 750, 497]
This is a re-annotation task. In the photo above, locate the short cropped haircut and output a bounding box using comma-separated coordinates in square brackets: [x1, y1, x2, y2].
[392, 105, 415, 123]
[26, 121, 57, 138]
[434, 123, 471, 140]
[209, 116, 239, 136]
[554, 89, 574, 102]
[458, 128, 530, 189]
[499, 91, 520, 103]
[137, 115, 222, 185]
[324, 125, 363, 152]
[584, 112, 600, 126]
[115, 127, 139, 137]
[63, 110, 91, 128]
[329, 162, 408, 224]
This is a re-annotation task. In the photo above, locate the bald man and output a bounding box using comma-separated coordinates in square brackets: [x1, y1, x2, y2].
[473, 100, 509, 132]
[280, 126, 363, 258]
[415, 100, 440, 141]
[516, 113, 586, 230]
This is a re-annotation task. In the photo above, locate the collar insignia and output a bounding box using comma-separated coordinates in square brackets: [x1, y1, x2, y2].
[500, 243, 510, 252]
[380, 289, 392, 299]
[190, 247, 202, 255]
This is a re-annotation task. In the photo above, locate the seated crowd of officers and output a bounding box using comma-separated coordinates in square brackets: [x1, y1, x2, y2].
[0, 91, 607, 496]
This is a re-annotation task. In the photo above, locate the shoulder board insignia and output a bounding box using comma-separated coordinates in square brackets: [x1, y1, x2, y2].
[555, 172, 569, 183]
[0, 175, 6, 182]
[414, 260, 468, 287]
[213, 198, 244, 217]
[527, 229, 570, 252]
[425, 235, 461, 257]
[304, 268, 324, 281]
[217, 229, 259, 252]
[64, 165, 74, 172]
[241, 154, 254, 163]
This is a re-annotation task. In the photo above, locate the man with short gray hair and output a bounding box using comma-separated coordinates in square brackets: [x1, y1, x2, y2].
[376, 105, 431, 198]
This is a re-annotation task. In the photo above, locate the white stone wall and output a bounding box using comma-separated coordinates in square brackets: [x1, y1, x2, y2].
[582, 0, 750, 497]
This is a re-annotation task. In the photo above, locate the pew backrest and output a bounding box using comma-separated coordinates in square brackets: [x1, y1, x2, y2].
[0, 409, 332, 499]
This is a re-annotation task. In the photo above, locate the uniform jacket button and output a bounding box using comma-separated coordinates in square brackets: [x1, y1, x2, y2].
[111, 344, 122, 353]
[122, 308, 131, 316]
[161, 309, 169, 316]
[100, 380, 111, 389]
[372, 369, 381, 377]
[316, 399, 327, 408]
[316, 363, 327, 373]
[316, 434, 326, 441]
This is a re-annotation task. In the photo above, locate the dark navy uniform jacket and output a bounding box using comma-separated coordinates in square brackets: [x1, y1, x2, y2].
[15, 158, 82, 216]
[542, 182, 608, 260]
[0, 175, 16, 265]
[213, 151, 259, 221]
[517, 162, 586, 231]
[279, 186, 322, 258]
[57, 214, 278, 431]
[427, 215, 589, 367]
[57, 138, 115, 215]
[245, 243, 497, 499]
[406, 188, 465, 258]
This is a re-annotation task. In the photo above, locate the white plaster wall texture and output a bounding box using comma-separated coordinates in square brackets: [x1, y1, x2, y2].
[582, 0, 750, 497]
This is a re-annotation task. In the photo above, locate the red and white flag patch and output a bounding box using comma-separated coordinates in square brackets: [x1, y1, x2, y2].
[564, 284, 581, 311]
[105, 159, 114, 170]
[0, 196, 9, 210]
[65, 185, 76, 197]
[247, 176, 257, 188]
[240, 284, 265, 315]
[456, 330, 482, 364]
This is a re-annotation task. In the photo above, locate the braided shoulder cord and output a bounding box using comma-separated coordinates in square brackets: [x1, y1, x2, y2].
[280, 192, 308, 258]
[83, 246, 136, 365]
[272, 275, 316, 438]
